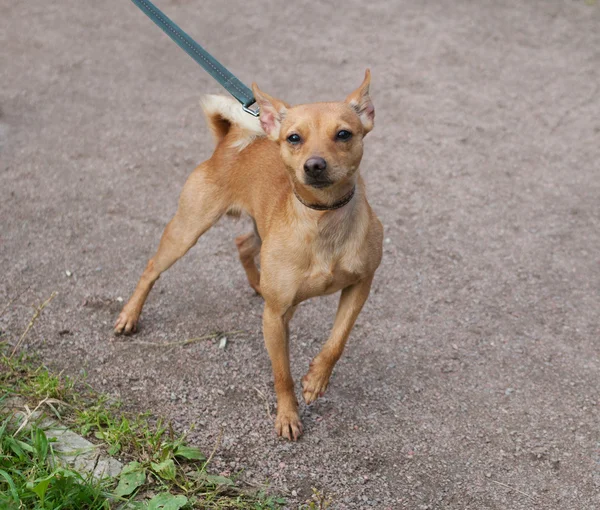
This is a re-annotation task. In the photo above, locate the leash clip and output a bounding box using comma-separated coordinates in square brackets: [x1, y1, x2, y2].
[242, 102, 260, 117]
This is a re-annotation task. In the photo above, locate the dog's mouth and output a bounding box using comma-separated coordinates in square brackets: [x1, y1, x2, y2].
[306, 179, 334, 189]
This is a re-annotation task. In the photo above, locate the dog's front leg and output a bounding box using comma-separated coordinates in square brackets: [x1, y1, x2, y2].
[263, 303, 302, 440]
[302, 275, 374, 404]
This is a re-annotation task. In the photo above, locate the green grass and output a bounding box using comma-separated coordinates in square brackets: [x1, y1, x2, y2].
[0, 349, 286, 509]
[0, 410, 112, 509]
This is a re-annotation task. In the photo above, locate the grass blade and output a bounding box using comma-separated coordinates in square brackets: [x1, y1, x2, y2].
[174, 445, 205, 461]
[0, 468, 19, 503]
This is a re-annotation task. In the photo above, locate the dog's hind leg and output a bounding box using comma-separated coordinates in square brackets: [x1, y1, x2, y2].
[114, 165, 228, 335]
[235, 227, 262, 296]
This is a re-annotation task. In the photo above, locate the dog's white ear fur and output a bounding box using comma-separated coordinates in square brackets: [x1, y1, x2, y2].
[345, 69, 374, 134]
[252, 84, 289, 141]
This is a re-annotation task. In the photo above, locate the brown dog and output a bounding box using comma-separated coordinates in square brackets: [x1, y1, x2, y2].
[114, 70, 383, 440]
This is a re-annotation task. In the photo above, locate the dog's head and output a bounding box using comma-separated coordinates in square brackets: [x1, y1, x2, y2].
[252, 70, 374, 192]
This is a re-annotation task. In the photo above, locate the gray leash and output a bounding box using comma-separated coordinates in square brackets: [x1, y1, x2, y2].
[130, 0, 259, 116]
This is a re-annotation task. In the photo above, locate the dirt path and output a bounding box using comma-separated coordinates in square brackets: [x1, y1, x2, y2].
[1, 1, 599, 508]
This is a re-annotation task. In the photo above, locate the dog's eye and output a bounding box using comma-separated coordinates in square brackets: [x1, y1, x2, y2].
[336, 130, 352, 141]
[286, 133, 302, 144]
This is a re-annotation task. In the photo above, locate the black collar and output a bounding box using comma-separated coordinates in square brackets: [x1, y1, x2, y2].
[293, 186, 356, 211]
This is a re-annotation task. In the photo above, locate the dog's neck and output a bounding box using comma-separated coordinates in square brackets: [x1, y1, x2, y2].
[290, 176, 365, 248]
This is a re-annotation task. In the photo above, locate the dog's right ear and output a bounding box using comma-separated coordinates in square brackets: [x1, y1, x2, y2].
[252, 84, 288, 141]
[345, 69, 374, 134]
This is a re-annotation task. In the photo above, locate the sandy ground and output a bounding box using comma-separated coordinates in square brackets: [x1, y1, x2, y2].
[1, 1, 600, 508]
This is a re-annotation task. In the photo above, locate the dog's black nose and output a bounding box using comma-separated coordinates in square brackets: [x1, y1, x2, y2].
[304, 157, 327, 178]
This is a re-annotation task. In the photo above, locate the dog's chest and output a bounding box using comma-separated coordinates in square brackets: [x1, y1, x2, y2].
[303, 263, 357, 297]
[264, 205, 373, 304]
[295, 238, 364, 301]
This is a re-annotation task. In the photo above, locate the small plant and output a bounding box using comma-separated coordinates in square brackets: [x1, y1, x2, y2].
[0, 415, 112, 509]
[299, 488, 332, 510]
[2, 352, 74, 402]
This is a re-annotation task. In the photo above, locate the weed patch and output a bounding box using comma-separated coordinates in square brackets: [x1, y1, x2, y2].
[0, 349, 286, 509]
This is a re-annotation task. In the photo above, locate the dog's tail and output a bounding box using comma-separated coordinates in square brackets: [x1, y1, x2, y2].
[200, 95, 264, 150]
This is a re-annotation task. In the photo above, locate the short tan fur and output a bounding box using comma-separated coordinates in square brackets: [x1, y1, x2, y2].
[115, 70, 383, 440]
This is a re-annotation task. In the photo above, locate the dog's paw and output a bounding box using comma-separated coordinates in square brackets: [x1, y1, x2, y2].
[302, 359, 332, 405]
[113, 308, 139, 336]
[275, 409, 303, 441]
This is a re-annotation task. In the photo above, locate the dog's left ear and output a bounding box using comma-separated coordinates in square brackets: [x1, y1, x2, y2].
[252, 84, 289, 141]
[345, 69, 374, 134]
